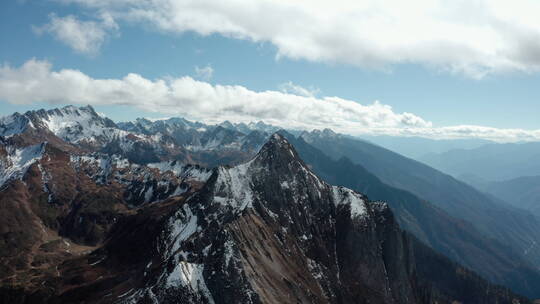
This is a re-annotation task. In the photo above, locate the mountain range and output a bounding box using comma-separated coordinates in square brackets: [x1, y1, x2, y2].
[300, 129, 540, 269]
[0, 105, 538, 303]
[418, 141, 540, 224]
[358, 135, 492, 159]
[280, 131, 540, 296]
[463, 175, 540, 218]
[420, 141, 540, 182]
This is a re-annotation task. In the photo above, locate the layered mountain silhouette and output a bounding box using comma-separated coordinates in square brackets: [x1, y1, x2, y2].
[300, 129, 540, 288]
[467, 175, 540, 218]
[279, 131, 540, 297]
[420, 142, 540, 181]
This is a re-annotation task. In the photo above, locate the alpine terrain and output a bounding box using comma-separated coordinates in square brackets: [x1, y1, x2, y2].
[0, 105, 534, 303]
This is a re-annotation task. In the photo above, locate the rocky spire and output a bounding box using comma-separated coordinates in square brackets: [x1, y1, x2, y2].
[251, 132, 304, 170]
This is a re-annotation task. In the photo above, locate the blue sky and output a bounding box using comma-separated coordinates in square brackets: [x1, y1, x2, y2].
[1, 0, 540, 141]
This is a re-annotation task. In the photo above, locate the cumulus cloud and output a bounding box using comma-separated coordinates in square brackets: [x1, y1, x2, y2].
[1, 59, 540, 142]
[279, 81, 320, 98]
[0, 59, 431, 129]
[33, 12, 118, 55]
[57, 0, 540, 77]
[194, 65, 214, 80]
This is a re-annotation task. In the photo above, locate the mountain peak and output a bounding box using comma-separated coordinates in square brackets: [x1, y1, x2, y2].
[322, 128, 337, 136]
[218, 120, 234, 129]
[254, 132, 300, 164]
[69, 104, 96, 113]
[79, 104, 96, 112]
[0, 112, 33, 137]
[270, 132, 285, 141]
[10, 105, 119, 144]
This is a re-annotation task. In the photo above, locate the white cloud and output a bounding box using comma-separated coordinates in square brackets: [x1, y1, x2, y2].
[279, 81, 320, 98]
[58, 0, 540, 77]
[0, 59, 430, 129]
[1, 59, 540, 142]
[194, 65, 214, 80]
[33, 12, 118, 55]
[359, 125, 540, 143]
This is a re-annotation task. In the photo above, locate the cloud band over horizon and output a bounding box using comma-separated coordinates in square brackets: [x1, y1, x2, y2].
[1, 59, 539, 143]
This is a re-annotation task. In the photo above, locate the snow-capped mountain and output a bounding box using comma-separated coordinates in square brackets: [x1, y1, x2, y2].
[0, 105, 535, 303]
[299, 128, 341, 143]
[0, 112, 33, 138]
[116, 117, 275, 158]
[0, 105, 121, 144]
[0, 127, 528, 303]
[0, 105, 273, 166]
[120, 134, 383, 303]
[114, 135, 529, 304]
[218, 120, 282, 135]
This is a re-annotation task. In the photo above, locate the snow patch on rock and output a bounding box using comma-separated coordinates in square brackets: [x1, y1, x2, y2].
[213, 159, 255, 211]
[148, 161, 212, 182]
[0, 143, 45, 188]
[332, 186, 367, 218]
[165, 261, 215, 304]
[167, 204, 201, 258]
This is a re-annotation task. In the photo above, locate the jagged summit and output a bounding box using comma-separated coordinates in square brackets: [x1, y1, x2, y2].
[206, 132, 319, 213]
[23, 104, 106, 124]
[0, 104, 119, 144]
[300, 128, 340, 143]
[0, 111, 32, 137]
[204, 132, 369, 223]
[252, 132, 301, 165]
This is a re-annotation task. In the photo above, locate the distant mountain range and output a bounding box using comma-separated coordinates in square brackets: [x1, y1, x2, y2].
[298, 128, 540, 298]
[0, 105, 274, 167]
[420, 142, 540, 181]
[417, 141, 540, 239]
[462, 175, 540, 218]
[0, 105, 538, 303]
[280, 131, 540, 297]
[358, 135, 492, 159]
